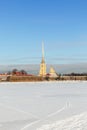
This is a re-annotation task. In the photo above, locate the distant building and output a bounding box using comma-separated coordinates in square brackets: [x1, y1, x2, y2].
[39, 42, 46, 77]
[49, 66, 58, 78]
[39, 43, 58, 78]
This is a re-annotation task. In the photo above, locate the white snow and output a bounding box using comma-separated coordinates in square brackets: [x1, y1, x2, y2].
[0, 81, 87, 130]
[37, 112, 87, 130]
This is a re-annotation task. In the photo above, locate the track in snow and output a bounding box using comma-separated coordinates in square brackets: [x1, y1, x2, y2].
[21, 101, 71, 130]
[37, 112, 87, 130]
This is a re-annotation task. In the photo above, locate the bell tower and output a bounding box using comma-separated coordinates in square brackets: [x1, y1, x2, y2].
[39, 42, 46, 77]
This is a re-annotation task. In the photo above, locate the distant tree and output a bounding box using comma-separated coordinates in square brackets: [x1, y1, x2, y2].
[12, 69, 18, 75]
[45, 76, 49, 81]
[20, 70, 27, 75]
[58, 74, 61, 80]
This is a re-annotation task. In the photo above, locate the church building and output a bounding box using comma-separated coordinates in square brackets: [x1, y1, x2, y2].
[39, 43, 46, 77]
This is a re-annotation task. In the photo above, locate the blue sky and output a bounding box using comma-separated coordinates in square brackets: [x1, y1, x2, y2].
[0, 0, 87, 64]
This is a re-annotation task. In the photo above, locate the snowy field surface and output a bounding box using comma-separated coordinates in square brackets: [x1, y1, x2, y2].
[0, 81, 87, 130]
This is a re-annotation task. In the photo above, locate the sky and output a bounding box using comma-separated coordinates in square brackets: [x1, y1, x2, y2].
[0, 0, 87, 65]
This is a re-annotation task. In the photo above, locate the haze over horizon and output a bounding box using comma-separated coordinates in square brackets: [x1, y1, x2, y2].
[0, 63, 87, 75]
[0, 0, 87, 70]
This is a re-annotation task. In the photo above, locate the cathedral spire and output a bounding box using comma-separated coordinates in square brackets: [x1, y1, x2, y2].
[42, 41, 44, 58]
[39, 42, 46, 77]
[41, 41, 45, 63]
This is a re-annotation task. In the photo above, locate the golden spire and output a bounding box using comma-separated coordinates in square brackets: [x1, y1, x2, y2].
[41, 41, 45, 63]
[39, 41, 46, 77]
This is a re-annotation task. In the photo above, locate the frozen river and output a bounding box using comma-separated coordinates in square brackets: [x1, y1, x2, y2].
[0, 81, 87, 130]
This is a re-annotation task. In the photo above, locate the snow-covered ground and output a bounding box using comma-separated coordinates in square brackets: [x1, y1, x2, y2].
[0, 81, 87, 130]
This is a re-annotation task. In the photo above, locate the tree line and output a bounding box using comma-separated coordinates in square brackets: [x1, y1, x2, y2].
[63, 73, 87, 76]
